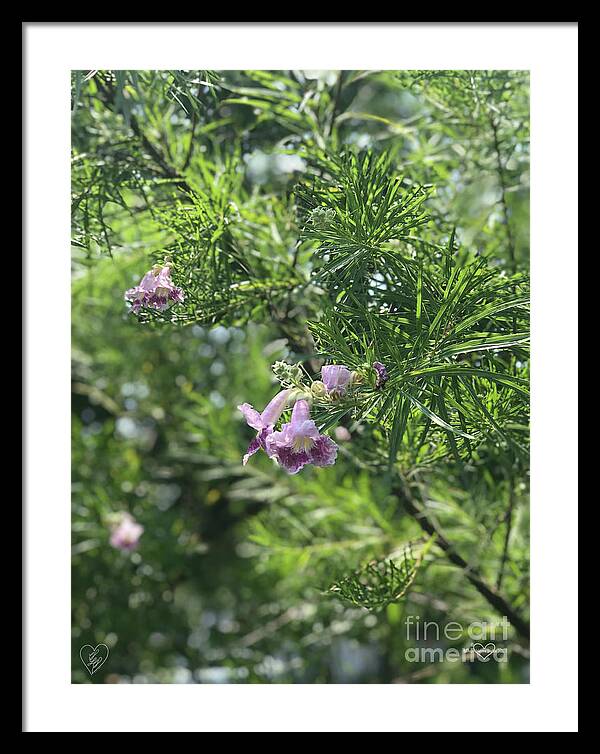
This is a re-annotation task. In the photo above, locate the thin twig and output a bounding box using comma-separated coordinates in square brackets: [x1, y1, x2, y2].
[327, 70, 346, 137]
[496, 480, 516, 591]
[489, 115, 517, 275]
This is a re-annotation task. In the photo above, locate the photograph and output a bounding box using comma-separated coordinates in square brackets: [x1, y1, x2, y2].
[71, 68, 531, 684]
[22, 21, 579, 733]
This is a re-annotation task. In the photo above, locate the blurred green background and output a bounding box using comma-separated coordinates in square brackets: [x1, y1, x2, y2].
[72, 70, 529, 683]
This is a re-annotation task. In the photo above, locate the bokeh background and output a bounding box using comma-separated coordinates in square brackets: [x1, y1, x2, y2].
[72, 70, 529, 683]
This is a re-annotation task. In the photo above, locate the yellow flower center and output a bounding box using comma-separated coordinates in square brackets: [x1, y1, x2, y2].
[292, 435, 315, 453]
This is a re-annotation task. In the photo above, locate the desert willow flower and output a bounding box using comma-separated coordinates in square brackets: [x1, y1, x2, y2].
[237, 388, 294, 466]
[109, 513, 144, 552]
[321, 365, 353, 397]
[265, 399, 338, 475]
[125, 264, 185, 313]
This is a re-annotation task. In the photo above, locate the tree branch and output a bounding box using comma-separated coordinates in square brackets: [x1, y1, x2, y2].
[393, 480, 530, 641]
[95, 75, 192, 195]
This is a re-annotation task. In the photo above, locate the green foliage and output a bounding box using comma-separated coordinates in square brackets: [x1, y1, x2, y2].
[71, 69, 530, 684]
[329, 544, 427, 611]
[293, 149, 529, 468]
[296, 150, 432, 285]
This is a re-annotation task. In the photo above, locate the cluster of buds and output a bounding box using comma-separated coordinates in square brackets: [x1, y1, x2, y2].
[273, 361, 390, 402]
[308, 206, 336, 230]
[271, 361, 305, 388]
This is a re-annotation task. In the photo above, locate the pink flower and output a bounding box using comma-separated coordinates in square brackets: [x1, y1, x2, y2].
[125, 265, 184, 313]
[321, 365, 352, 397]
[334, 426, 352, 442]
[265, 399, 338, 475]
[238, 389, 294, 466]
[109, 513, 144, 552]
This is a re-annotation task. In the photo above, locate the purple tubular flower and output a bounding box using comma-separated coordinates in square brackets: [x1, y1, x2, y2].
[238, 388, 293, 465]
[109, 513, 144, 552]
[321, 365, 352, 397]
[265, 400, 338, 475]
[125, 265, 185, 313]
[373, 361, 389, 389]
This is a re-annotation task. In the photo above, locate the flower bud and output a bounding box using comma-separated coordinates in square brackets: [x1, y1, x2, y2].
[289, 388, 312, 404]
[310, 381, 328, 398]
[272, 360, 304, 387]
[373, 361, 389, 389]
[321, 365, 352, 397]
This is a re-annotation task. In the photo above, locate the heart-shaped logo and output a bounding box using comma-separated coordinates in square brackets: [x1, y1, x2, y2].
[80, 643, 110, 675]
[472, 642, 496, 662]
